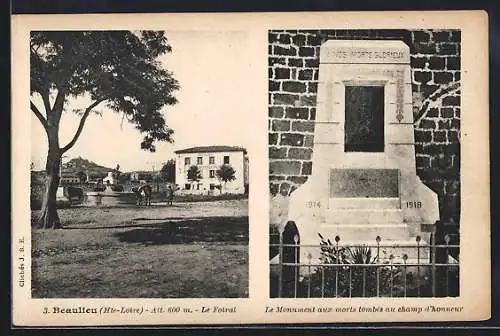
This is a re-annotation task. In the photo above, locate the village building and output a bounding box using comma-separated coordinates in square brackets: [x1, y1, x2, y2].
[59, 173, 80, 184]
[130, 171, 154, 183]
[174, 145, 249, 195]
[85, 172, 106, 184]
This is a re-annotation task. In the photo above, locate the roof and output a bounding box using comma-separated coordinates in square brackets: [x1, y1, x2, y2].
[174, 145, 247, 154]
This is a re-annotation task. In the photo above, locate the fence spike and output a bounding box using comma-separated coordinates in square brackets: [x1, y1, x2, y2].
[271, 235, 459, 298]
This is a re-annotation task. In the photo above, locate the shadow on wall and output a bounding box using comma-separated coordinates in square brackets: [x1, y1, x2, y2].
[414, 81, 461, 227]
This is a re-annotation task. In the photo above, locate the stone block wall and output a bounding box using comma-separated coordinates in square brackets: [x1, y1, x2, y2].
[268, 29, 461, 228]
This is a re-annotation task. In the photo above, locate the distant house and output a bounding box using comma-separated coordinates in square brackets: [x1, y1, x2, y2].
[60, 173, 79, 184]
[174, 145, 249, 195]
[86, 173, 107, 184]
[130, 171, 153, 183]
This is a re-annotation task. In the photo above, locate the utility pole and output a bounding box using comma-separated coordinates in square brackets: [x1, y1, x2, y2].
[153, 164, 159, 193]
[146, 161, 160, 193]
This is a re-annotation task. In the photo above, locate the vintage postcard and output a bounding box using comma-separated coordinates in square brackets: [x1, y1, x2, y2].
[11, 11, 489, 326]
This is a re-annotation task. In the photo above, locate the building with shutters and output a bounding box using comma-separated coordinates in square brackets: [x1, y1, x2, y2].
[174, 145, 249, 195]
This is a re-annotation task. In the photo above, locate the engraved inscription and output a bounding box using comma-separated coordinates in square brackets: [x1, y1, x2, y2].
[330, 169, 399, 198]
[406, 201, 422, 208]
[328, 50, 406, 59]
[305, 201, 321, 208]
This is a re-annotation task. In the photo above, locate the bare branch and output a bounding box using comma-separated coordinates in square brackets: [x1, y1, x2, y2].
[30, 101, 48, 133]
[51, 88, 66, 121]
[61, 98, 107, 153]
[40, 89, 52, 117]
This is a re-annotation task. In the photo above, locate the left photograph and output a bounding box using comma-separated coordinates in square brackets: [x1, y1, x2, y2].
[30, 30, 250, 298]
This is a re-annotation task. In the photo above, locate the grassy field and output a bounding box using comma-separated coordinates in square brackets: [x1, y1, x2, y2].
[31, 199, 248, 298]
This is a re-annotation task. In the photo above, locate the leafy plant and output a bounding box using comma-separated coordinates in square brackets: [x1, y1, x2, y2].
[160, 159, 176, 183]
[271, 232, 457, 298]
[76, 171, 87, 184]
[294, 233, 404, 298]
[216, 164, 236, 194]
[187, 165, 202, 184]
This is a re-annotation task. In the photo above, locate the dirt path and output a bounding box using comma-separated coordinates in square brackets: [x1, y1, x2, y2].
[41, 199, 248, 229]
[31, 199, 249, 298]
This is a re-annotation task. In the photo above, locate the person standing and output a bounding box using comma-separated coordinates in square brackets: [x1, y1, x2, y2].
[167, 185, 175, 205]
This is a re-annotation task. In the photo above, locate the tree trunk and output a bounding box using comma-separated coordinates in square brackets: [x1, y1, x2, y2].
[36, 147, 62, 229]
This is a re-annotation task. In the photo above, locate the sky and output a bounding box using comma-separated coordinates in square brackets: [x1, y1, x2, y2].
[31, 30, 256, 172]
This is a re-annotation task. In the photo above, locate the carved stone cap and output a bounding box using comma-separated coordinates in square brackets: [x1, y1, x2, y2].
[319, 40, 410, 64]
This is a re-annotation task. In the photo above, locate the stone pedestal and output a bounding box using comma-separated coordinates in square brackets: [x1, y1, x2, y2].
[287, 40, 439, 267]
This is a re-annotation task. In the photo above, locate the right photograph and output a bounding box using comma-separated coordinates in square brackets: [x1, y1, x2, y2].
[268, 29, 461, 298]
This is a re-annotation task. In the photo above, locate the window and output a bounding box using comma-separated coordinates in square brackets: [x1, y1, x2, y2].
[184, 157, 191, 165]
[210, 184, 216, 190]
[209, 170, 215, 178]
[197, 156, 203, 165]
[344, 86, 385, 152]
[223, 155, 230, 164]
[209, 156, 215, 164]
[185, 184, 191, 190]
[196, 184, 200, 190]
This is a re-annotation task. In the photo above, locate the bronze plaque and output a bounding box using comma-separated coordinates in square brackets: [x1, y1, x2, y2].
[330, 169, 399, 198]
[344, 86, 385, 152]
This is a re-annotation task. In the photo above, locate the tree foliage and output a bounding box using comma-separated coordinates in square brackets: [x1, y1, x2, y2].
[160, 159, 176, 183]
[117, 172, 131, 184]
[187, 165, 202, 183]
[76, 171, 87, 183]
[216, 164, 236, 183]
[30, 30, 179, 153]
[30, 30, 179, 229]
[216, 164, 236, 193]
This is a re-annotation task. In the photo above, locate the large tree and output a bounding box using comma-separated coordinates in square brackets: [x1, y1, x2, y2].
[75, 171, 87, 184]
[160, 159, 176, 183]
[216, 164, 236, 194]
[31, 31, 179, 228]
[187, 165, 202, 189]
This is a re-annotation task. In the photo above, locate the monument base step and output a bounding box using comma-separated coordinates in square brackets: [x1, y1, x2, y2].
[329, 197, 400, 210]
[319, 223, 410, 241]
[325, 208, 403, 224]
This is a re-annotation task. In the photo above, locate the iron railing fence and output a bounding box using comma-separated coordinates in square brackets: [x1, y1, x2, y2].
[269, 232, 459, 298]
